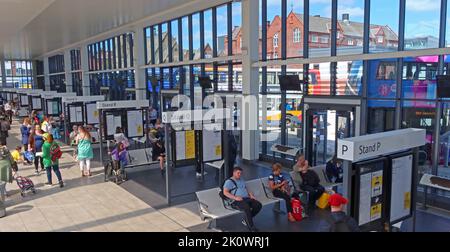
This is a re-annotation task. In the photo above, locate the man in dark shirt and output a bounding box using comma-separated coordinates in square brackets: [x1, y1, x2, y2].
[319, 194, 360, 232]
[299, 164, 325, 207]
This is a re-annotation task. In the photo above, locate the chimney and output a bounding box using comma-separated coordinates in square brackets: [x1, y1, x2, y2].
[342, 13, 350, 23]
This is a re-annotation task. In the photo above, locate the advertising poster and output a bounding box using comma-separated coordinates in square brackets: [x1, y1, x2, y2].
[106, 115, 115, 136]
[390, 155, 413, 223]
[359, 173, 372, 226]
[371, 170, 383, 197]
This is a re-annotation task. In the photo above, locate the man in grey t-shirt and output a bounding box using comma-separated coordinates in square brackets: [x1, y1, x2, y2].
[224, 167, 262, 232]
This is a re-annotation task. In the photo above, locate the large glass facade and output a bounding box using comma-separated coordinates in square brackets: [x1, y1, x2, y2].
[2, 60, 33, 89]
[87, 33, 135, 100]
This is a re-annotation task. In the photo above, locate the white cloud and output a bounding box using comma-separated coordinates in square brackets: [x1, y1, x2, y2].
[405, 19, 440, 37]
[406, 0, 441, 11]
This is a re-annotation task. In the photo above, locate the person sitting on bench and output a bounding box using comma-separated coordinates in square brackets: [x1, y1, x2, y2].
[269, 163, 296, 222]
[326, 155, 343, 183]
[296, 155, 325, 208]
[223, 167, 262, 232]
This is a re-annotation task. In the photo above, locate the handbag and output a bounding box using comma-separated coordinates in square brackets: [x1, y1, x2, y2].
[316, 192, 331, 209]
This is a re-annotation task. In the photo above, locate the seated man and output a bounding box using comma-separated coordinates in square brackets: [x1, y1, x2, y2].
[297, 158, 325, 208]
[223, 167, 262, 232]
[326, 155, 343, 183]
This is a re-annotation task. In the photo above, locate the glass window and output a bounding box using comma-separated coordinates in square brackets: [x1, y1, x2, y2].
[370, 0, 399, 53]
[204, 9, 214, 58]
[182, 17, 190, 61]
[145, 27, 152, 64]
[309, 0, 331, 58]
[308, 62, 331, 95]
[217, 63, 230, 91]
[336, 60, 362, 96]
[368, 59, 398, 99]
[3, 60, 34, 89]
[367, 101, 396, 134]
[232, 1, 242, 55]
[267, 0, 281, 60]
[161, 23, 169, 63]
[171, 20, 180, 62]
[287, 0, 303, 59]
[192, 13, 201, 60]
[337, 0, 364, 55]
[154, 26, 160, 64]
[402, 56, 438, 100]
[405, 0, 440, 50]
[217, 5, 228, 57]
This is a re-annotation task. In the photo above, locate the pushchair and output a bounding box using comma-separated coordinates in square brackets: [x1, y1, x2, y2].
[104, 154, 127, 185]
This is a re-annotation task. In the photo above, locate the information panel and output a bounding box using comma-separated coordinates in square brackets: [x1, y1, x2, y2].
[355, 158, 386, 228]
[175, 130, 196, 161]
[202, 125, 223, 163]
[390, 154, 413, 223]
[126, 110, 144, 138]
[105, 114, 123, 139]
[86, 103, 100, 125]
[69, 106, 84, 123]
[32, 97, 42, 110]
[46, 100, 60, 116]
[20, 95, 29, 106]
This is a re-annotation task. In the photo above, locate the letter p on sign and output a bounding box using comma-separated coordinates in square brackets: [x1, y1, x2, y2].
[342, 145, 348, 156]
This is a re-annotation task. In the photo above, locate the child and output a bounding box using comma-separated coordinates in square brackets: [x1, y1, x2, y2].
[11, 146, 23, 163]
[110, 142, 128, 173]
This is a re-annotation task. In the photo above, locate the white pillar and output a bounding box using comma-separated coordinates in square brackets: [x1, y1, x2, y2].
[43, 57, 50, 91]
[64, 49, 73, 93]
[241, 0, 260, 161]
[134, 27, 147, 100]
[0, 60, 6, 88]
[80, 44, 91, 96]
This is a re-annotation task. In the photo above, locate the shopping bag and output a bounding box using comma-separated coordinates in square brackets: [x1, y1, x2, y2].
[316, 192, 331, 209]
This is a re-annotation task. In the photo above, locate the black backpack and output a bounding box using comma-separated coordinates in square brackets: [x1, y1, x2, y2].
[219, 178, 238, 202]
[329, 216, 353, 232]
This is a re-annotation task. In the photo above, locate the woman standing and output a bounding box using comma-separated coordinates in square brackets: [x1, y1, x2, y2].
[76, 126, 94, 177]
[20, 118, 32, 151]
[29, 125, 45, 175]
[42, 134, 64, 188]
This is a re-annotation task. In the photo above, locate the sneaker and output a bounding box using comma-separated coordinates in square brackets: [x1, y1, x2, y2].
[35, 171, 39, 175]
[59, 181, 64, 188]
[161, 169, 166, 175]
[241, 219, 248, 227]
[44, 182, 52, 187]
[196, 173, 202, 178]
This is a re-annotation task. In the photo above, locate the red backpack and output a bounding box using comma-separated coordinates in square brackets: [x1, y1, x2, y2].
[50, 143, 62, 162]
[291, 198, 304, 221]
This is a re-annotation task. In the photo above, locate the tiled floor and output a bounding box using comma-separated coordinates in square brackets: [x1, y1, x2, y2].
[0, 119, 203, 232]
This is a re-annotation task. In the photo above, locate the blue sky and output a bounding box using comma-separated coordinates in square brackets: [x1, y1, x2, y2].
[184, 0, 446, 50]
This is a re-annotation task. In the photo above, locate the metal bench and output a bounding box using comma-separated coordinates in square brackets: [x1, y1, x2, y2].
[195, 179, 284, 230]
[125, 148, 159, 169]
[419, 173, 450, 209]
[309, 165, 342, 190]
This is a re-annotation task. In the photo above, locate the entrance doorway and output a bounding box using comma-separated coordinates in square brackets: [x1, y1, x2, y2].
[303, 97, 362, 166]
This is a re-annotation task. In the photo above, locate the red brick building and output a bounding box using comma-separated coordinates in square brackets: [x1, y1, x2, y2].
[224, 12, 398, 58]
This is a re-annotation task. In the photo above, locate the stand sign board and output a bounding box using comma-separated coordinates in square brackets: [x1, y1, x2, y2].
[31, 97, 42, 110]
[126, 110, 144, 138]
[86, 102, 100, 125]
[175, 130, 196, 162]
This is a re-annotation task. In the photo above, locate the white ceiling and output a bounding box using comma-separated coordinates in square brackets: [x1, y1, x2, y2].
[0, 0, 229, 60]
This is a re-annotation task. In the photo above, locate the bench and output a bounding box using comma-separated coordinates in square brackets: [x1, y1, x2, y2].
[195, 179, 283, 230]
[270, 144, 301, 164]
[419, 173, 450, 209]
[309, 165, 342, 190]
[125, 148, 159, 169]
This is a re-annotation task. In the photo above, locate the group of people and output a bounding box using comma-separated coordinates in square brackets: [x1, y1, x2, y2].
[17, 112, 64, 188]
[221, 154, 358, 232]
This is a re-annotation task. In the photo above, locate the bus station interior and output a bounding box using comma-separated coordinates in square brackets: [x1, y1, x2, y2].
[1, 0, 450, 232]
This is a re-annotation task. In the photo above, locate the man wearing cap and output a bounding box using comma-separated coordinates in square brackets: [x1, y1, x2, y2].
[318, 193, 360, 232]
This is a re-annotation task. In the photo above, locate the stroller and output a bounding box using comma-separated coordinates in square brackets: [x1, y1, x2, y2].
[16, 176, 36, 197]
[104, 159, 127, 185]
